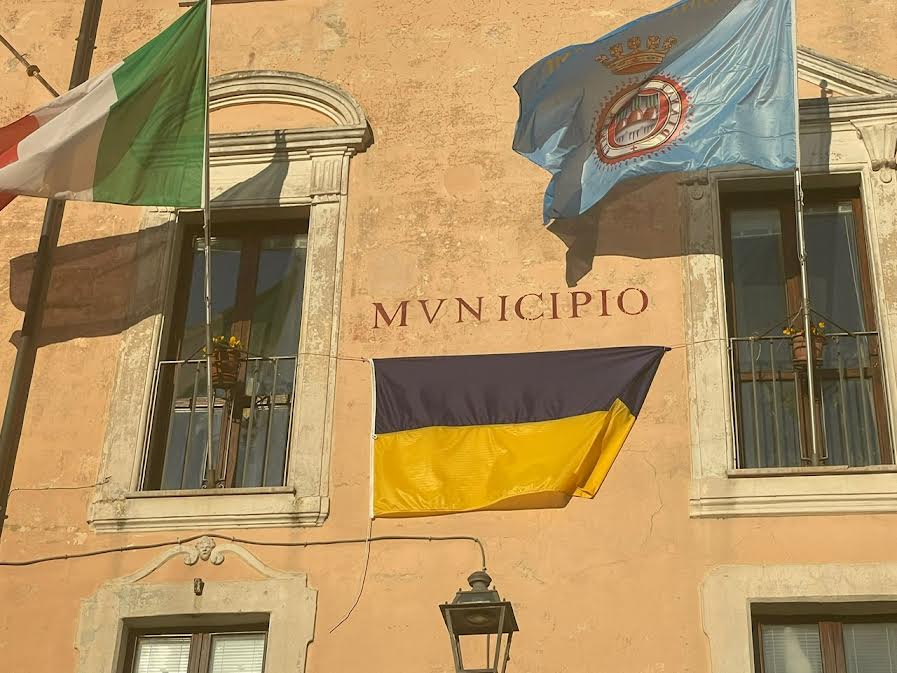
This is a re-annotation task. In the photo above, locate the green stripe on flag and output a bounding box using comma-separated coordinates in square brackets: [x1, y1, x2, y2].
[92, 2, 206, 207]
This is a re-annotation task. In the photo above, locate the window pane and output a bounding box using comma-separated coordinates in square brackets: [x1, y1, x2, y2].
[231, 358, 291, 488]
[728, 209, 799, 468]
[729, 208, 788, 338]
[805, 202, 887, 466]
[843, 623, 897, 673]
[737, 376, 801, 468]
[249, 236, 307, 357]
[165, 237, 241, 490]
[209, 633, 266, 673]
[806, 203, 868, 332]
[180, 238, 243, 359]
[133, 636, 191, 673]
[160, 403, 225, 490]
[820, 376, 883, 467]
[761, 624, 823, 673]
[228, 235, 304, 489]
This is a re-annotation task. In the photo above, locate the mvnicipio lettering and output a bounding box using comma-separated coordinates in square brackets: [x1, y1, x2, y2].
[372, 288, 649, 328]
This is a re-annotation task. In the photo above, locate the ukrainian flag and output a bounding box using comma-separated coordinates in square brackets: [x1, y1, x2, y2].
[372, 346, 667, 517]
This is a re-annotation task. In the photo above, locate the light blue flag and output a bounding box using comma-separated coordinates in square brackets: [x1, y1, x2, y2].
[513, 0, 796, 222]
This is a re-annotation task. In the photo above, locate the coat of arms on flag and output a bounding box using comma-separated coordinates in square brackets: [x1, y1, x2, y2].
[594, 35, 687, 165]
[596, 75, 687, 164]
[513, 0, 797, 224]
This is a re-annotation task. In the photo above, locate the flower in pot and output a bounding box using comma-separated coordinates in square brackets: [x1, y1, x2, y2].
[204, 335, 244, 388]
[783, 321, 826, 369]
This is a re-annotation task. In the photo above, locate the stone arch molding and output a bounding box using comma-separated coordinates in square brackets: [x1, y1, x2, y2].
[210, 70, 369, 133]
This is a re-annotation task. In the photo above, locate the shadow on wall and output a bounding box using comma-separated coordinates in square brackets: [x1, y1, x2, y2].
[548, 92, 834, 287]
[7, 131, 290, 347]
[9, 225, 170, 347]
[210, 129, 289, 206]
[548, 174, 685, 287]
[806, 87, 833, 171]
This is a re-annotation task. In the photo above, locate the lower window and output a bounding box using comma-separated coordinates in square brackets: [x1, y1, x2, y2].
[755, 610, 897, 673]
[126, 627, 267, 673]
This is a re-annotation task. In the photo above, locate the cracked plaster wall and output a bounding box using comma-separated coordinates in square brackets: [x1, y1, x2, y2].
[0, 1, 896, 673]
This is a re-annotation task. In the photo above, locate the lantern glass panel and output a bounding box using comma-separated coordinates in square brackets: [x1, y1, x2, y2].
[443, 604, 516, 636]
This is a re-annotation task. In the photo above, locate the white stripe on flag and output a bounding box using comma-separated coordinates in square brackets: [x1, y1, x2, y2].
[0, 63, 121, 201]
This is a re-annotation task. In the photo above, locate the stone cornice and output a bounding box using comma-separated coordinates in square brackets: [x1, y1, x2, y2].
[798, 94, 897, 125]
[90, 493, 330, 533]
[210, 126, 368, 158]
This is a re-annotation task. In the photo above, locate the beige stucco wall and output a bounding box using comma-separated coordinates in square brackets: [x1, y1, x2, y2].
[1, 1, 897, 672]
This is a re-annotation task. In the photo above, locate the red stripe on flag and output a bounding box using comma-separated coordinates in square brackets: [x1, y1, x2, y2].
[0, 114, 39, 169]
[0, 115, 39, 211]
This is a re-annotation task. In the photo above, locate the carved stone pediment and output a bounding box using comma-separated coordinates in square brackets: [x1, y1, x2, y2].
[78, 536, 316, 673]
[119, 536, 299, 583]
[797, 46, 897, 98]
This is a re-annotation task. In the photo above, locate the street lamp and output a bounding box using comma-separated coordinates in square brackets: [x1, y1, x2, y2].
[440, 570, 518, 673]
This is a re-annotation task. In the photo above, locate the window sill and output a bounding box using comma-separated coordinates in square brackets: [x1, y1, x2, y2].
[126, 485, 296, 498]
[691, 469, 897, 518]
[727, 465, 897, 478]
[89, 489, 329, 533]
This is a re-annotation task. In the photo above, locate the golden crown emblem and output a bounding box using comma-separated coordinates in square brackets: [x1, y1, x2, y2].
[596, 35, 678, 75]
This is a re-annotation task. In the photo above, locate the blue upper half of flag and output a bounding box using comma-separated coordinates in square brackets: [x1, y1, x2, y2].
[513, 0, 796, 221]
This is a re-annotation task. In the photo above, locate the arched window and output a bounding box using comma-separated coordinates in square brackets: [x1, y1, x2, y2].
[91, 71, 371, 531]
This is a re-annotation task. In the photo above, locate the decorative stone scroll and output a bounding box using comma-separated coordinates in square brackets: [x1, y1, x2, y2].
[119, 536, 296, 583]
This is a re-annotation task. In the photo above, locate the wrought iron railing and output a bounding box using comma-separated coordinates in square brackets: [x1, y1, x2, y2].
[141, 355, 296, 490]
[729, 332, 891, 469]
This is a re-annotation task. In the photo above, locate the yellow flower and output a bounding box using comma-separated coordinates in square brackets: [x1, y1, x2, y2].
[208, 335, 242, 351]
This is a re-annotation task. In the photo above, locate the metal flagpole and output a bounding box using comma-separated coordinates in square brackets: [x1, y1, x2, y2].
[0, 0, 103, 538]
[201, 0, 216, 487]
[790, 0, 820, 463]
[0, 33, 61, 97]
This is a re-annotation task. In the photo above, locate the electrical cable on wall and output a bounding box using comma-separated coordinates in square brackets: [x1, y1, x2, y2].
[329, 517, 375, 634]
[0, 531, 487, 569]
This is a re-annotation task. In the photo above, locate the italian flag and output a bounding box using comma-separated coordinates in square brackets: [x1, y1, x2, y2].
[0, 2, 206, 211]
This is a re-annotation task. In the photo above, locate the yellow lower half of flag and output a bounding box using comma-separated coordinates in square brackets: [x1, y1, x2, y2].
[373, 399, 637, 517]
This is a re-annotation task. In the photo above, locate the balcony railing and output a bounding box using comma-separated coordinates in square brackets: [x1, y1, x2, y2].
[729, 331, 891, 469]
[141, 355, 296, 490]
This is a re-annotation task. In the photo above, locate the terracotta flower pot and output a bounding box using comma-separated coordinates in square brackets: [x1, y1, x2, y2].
[210, 347, 242, 388]
[790, 332, 825, 369]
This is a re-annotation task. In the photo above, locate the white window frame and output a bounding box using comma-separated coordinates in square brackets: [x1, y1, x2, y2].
[701, 562, 897, 673]
[88, 71, 371, 532]
[685, 51, 897, 518]
[76, 537, 316, 672]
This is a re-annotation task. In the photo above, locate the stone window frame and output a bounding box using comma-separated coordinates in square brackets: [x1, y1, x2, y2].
[88, 71, 371, 532]
[701, 562, 897, 673]
[685, 51, 897, 518]
[76, 537, 316, 672]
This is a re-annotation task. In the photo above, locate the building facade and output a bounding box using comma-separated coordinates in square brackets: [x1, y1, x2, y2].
[1, 0, 897, 671]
